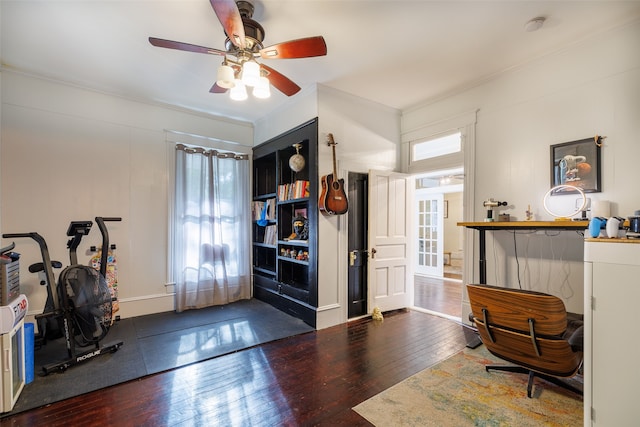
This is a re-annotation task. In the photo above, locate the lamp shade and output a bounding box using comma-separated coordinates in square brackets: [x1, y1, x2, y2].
[229, 79, 248, 101]
[216, 64, 235, 89]
[241, 61, 260, 87]
[253, 76, 271, 99]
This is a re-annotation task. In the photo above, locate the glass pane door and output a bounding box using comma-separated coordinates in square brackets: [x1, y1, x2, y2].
[415, 193, 443, 277]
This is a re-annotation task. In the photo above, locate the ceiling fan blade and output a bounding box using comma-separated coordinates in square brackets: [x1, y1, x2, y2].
[260, 64, 301, 96]
[210, 0, 246, 49]
[210, 83, 228, 94]
[149, 37, 226, 56]
[259, 36, 327, 59]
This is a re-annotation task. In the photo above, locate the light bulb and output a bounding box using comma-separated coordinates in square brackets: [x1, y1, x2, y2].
[253, 76, 271, 99]
[216, 64, 235, 89]
[229, 79, 247, 101]
[241, 61, 260, 87]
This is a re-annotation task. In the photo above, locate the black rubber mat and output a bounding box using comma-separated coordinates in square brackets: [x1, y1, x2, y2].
[4, 299, 313, 417]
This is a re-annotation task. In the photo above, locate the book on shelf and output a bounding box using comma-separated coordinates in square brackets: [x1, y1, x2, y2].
[263, 225, 277, 245]
[277, 180, 310, 201]
[252, 198, 276, 221]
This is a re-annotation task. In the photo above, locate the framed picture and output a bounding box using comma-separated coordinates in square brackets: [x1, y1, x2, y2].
[294, 207, 308, 219]
[550, 137, 601, 194]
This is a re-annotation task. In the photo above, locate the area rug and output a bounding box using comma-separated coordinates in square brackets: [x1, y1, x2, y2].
[4, 298, 314, 417]
[353, 345, 583, 427]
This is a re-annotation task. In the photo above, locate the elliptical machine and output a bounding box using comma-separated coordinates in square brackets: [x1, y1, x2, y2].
[3, 217, 123, 374]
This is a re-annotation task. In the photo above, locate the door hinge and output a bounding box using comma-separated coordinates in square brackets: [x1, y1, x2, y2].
[591, 406, 596, 422]
[591, 296, 596, 310]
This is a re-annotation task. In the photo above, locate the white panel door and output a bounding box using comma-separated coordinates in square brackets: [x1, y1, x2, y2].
[368, 170, 412, 312]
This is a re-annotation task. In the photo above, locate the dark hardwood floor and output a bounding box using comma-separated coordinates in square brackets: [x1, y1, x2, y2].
[3, 310, 467, 426]
[414, 275, 463, 318]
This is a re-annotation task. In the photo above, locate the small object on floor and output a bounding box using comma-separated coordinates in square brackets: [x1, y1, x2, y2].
[372, 307, 384, 322]
[462, 324, 482, 349]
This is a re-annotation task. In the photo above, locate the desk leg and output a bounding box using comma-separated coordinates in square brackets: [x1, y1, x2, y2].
[479, 229, 486, 284]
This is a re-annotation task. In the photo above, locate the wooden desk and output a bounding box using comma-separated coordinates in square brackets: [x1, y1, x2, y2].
[458, 221, 589, 283]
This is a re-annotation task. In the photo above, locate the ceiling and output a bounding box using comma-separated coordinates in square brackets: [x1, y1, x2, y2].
[2, 1, 640, 124]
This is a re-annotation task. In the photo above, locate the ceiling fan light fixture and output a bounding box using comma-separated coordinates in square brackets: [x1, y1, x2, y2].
[151, 1, 328, 101]
[216, 64, 236, 89]
[241, 61, 260, 87]
[230, 79, 248, 101]
[253, 76, 271, 99]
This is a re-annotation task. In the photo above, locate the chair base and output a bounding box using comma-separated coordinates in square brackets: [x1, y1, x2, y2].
[485, 364, 583, 398]
[462, 324, 483, 349]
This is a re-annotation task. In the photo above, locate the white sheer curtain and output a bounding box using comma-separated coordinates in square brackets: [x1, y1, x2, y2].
[173, 144, 251, 312]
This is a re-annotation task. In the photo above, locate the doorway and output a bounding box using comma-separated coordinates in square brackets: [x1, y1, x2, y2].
[413, 170, 464, 320]
[347, 172, 368, 318]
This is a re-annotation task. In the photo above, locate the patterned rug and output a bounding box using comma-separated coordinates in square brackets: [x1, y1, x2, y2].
[353, 345, 583, 427]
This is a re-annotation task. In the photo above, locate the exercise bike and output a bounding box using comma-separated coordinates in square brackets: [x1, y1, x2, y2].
[3, 217, 123, 374]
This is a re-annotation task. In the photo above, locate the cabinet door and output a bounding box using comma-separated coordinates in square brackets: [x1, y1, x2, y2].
[592, 262, 640, 426]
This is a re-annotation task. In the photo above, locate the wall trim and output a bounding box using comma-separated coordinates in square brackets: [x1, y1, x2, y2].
[402, 109, 479, 142]
[165, 129, 253, 152]
[317, 303, 341, 312]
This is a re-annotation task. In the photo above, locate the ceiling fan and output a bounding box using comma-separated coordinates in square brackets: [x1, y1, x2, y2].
[149, 0, 327, 100]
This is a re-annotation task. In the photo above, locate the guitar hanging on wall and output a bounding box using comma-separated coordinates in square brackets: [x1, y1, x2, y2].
[319, 133, 349, 215]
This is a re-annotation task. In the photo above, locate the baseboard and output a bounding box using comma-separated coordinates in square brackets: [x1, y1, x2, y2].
[22, 293, 176, 332]
[117, 293, 175, 319]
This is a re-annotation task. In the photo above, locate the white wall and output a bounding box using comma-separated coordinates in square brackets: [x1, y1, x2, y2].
[253, 86, 319, 145]
[444, 192, 463, 254]
[402, 20, 640, 318]
[1, 71, 253, 321]
[316, 86, 400, 329]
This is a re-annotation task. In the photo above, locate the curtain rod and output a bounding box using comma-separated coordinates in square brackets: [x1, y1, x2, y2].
[175, 143, 249, 160]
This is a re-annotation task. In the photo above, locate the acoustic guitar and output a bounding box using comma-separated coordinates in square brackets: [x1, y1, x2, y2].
[319, 133, 349, 215]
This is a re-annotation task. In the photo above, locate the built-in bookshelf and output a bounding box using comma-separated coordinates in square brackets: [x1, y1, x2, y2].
[252, 119, 318, 327]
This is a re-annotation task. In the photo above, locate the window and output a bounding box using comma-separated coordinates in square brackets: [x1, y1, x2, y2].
[171, 144, 251, 311]
[411, 132, 461, 162]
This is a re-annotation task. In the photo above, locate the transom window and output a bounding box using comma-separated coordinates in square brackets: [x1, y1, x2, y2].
[411, 132, 461, 162]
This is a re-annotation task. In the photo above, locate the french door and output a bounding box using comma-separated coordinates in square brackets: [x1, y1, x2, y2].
[415, 192, 444, 277]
